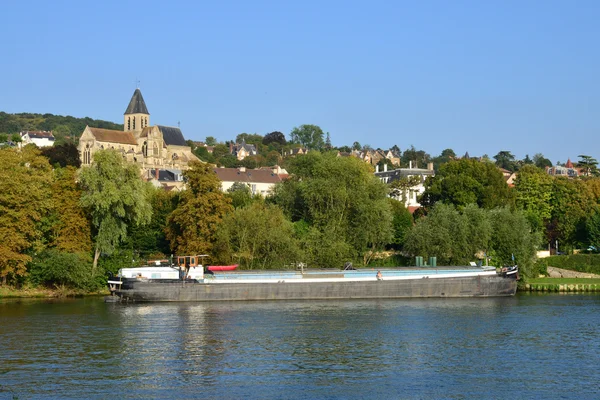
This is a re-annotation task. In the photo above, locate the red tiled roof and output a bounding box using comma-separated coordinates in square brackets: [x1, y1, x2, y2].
[89, 127, 137, 145]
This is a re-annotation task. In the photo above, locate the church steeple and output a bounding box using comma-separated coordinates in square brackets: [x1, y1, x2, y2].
[124, 88, 150, 132]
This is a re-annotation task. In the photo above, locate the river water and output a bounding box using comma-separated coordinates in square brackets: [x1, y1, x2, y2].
[1, 294, 599, 399]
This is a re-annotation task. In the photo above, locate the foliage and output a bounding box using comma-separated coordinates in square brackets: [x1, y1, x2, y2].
[533, 153, 552, 169]
[78, 149, 153, 271]
[404, 203, 539, 277]
[401, 145, 430, 169]
[226, 182, 254, 209]
[41, 142, 81, 168]
[537, 254, 600, 275]
[289, 124, 325, 150]
[213, 202, 301, 269]
[50, 167, 92, 253]
[421, 158, 515, 210]
[28, 250, 95, 290]
[388, 199, 413, 249]
[166, 161, 233, 255]
[577, 154, 598, 176]
[205, 136, 217, 146]
[125, 187, 177, 259]
[0, 111, 123, 144]
[389, 175, 422, 205]
[493, 150, 518, 172]
[514, 164, 553, 233]
[0, 147, 53, 285]
[263, 131, 286, 146]
[270, 152, 392, 266]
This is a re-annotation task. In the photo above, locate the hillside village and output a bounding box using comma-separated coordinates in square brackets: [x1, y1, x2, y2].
[1, 88, 596, 212]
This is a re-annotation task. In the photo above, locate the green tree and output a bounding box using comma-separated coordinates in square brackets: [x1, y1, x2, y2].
[421, 158, 515, 210]
[577, 154, 598, 176]
[289, 124, 325, 150]
[388, 199, 413, 249]
[263, 131, 286, 146]
[389, 175, 422, 205]
[213, 202, 301, 269]
[166, 161, 233, 255]
[205, 136, 217, 146]
[401, 145, 430, 169]
[270, 152, 392, 266]
[79, 149, 152, 272]
[493, 150, 518, 172]
[227, 182, 254, 209]
[533, 153, 552, 169]
[0, 147, 53, 285]
[513, 164, 553, 233]
[41, 142, 81, 168]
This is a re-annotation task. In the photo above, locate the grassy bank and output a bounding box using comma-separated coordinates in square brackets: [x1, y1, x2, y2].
[520, 278, 600, 293]
[0, 285, 109, 299]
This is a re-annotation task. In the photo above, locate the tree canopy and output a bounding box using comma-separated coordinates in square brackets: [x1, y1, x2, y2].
[78, 149, 152, 271]
[289, 124, 325, 150]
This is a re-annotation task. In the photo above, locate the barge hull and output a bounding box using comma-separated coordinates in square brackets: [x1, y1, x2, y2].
[115, 275, 517, 302]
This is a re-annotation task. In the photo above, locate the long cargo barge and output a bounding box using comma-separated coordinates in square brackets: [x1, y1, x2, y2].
[108, 260, 518, 302]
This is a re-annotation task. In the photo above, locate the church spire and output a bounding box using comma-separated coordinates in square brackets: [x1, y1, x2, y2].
[124, 88, 149, 115]
[124, 89, 150, 132]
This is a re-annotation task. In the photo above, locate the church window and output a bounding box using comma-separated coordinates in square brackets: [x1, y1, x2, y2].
[145, 117, 148, 126]
[133, 117, 136, 130]
[153, 144, 159, 156]
[84, 144, 91, 165]
[127, 117, 130, 130]
[142, 141, 148, 157]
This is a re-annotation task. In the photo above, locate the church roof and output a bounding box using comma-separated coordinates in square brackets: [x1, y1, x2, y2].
[124, 88, 149, 115]
[88, 127, 138, 145]
[157, 125, 187, 146]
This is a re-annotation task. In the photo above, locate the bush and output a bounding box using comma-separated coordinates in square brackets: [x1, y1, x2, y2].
[544, 254, 600, 275]
[28, 249, 94, 290]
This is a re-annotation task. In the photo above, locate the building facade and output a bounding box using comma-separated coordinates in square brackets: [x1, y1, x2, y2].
[78, 89, 198, 177]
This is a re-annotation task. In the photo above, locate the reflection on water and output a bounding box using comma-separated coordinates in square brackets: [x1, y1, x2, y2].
[1, 295, 599, 399]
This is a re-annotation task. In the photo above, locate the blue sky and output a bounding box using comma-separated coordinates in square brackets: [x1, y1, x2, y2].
[2, 0, 598, 163]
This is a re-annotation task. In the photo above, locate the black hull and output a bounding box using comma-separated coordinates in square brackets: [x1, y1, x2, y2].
[113, 275, 517, 302]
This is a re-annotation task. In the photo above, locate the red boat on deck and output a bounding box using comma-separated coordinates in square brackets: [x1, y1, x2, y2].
[207, 265, 238, 272]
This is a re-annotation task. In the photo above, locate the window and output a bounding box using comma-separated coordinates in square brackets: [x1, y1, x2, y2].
[133, 117, 136, 130]
[127, 117, 130, 130]
[84, 144, 91, 165]
[153, 144, 158, 156]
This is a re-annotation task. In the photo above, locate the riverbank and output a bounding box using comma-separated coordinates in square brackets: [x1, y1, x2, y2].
[521, 267, 600, 292]
[0, 285, 109, 299]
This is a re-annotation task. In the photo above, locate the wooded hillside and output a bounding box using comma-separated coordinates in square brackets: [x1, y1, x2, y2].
[0, 112, 123, 144]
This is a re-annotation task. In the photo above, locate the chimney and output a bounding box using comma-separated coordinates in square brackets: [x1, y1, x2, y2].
[427, 162, 434, 171]
[239, 166, 246, 173]
[376, 165, 379, 173]
[229, 142, 233, 153]
[383, 163, 388, 172]
[409, 161, 412, 169]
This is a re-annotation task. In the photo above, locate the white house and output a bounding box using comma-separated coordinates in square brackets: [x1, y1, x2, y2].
[374, 162, 435, 209]
[213, 166, 288, 196]
[20, 131, 55, 147]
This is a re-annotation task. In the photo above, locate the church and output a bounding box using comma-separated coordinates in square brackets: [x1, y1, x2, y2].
[78, 89, 199, 181]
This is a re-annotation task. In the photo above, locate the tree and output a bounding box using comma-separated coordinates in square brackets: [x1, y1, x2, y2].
[166, 161, 233, 255]
[401, 145, 430, 169]
[0, 147, 53, 285]
[289, 124, 325, 150]
[263, 131, 286, 146]
[325, 132, 332, 150]
[41, 142, 81, 168]
[493, 150, 518, 172]
[213, 202, 301, 269]
[513, 164, 553, 233]
[205, 136, 217, 146]
[421, 158, 515, 210]
[389, 175, 422, 205]
[236, 133, 263, 145]
[577, 155, 598, 176]
[388, 199, 413, 249]
[352, 141, 361, 151]
[227, 182, 254, 209]
[78, 150, 152, 272]
[270, 152, 392, 266]
[50, 166, 92, 253]
[533, 153, 552, 169]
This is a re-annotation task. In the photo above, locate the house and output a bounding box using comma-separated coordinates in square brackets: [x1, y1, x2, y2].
[284, 147, 307, 157]
[374, 162, 435, 208]
[230, 140, 257, 160]
[499, 168, 517, 187]
[78, 88, 199, 175]
[147, 168, 186, 191]
[213, 166, 288, 196]
[546, 159, 581, 178]
[20, 131, 55, 147]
